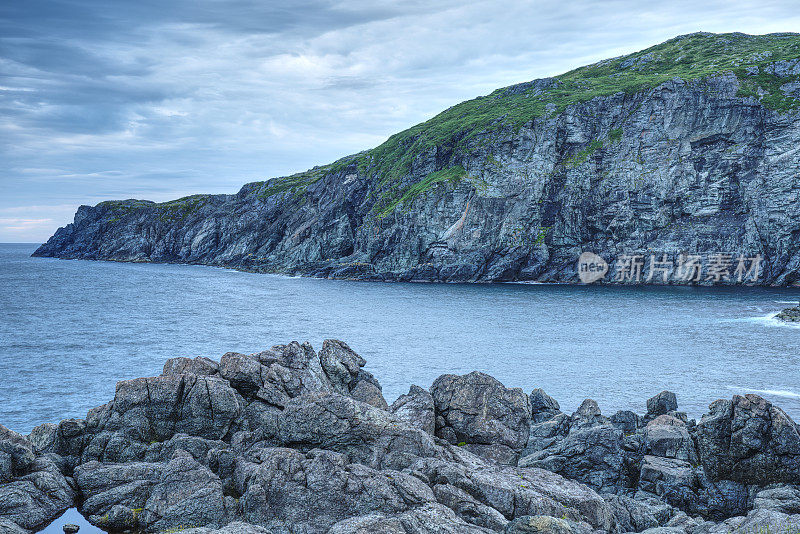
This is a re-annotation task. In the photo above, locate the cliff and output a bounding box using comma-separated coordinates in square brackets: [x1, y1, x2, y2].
[34, 32, 800, 284]
[2, 340, 799, 532]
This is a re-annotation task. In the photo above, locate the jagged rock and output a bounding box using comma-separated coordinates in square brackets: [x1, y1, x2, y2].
[753, 485, 800, 514]
[646, 392, 678, 419]
[327, 503, 495, 533]
[277, 392, 437, 470]
[409, 446, 615, 531]
[7, 342, 800, 533]
[694, 394, 800, 484]
[610, 411, 640, 434]
[0, 430, 74, 532]
[603, 494, 661, 532]
[162, 356, 219, 377]
[431, 372, 531, 464]
[571, 399, 606, 427]
[503, 515, 575, 534]
[644, 416, 697, 463]
[692, 507, 800, 533]
[518, 423, 627, 493]
[432, 483, 508, 530]
[110, 374, 241, 442]
[233, 447, 435, 532]
[391, 385, 436, 435]
[75, 451, 229, 532]
[638, 456, 748, 520]
[529, 389, 561, 424]
[522, 412, 572, 455]
[0, 426, 35, 482]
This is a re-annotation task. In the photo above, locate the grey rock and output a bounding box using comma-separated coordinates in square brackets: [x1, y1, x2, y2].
[431, 371, 531, 464]
[646, 392, 678, 419]
[604, 494, 660, 532]
[233, 447, 435, 533]
[0, 452, 75, 532]
[327, 503, 495, 533]
[610, 410, 641, 434]
[410, 447, 615, 531]
[503, 515, 575, 534]
[277, 392, 437, 470]
[62, 525, 79, 534]
[433, 483, 508, 530]
[529, 389, 561, 423]
[691, 507, 800, 534]
[644, 416, 698, 463]
[75, 451, 228, 532]
[753, 485, 800, 514]
[391, 385, 436, 435]
[572, 399, 606, 426]
[694, 394, 800, 484]
[162, 356, 219, 377]
[519, 424, 627, 493]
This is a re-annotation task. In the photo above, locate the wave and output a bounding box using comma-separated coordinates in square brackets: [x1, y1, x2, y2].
[734, 312, 800, 329]
[774, 300, 800, 304]
[728, 386, 800, 399]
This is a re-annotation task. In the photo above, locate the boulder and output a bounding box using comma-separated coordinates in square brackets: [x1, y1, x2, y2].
[646, 392, 678, 419]
[753, 485, 800, 514]
[603, 494, 661, 532]
[327, 503, 495, 533]
[233, 447, 435, 533]
[694, 394, 800, 484]
[75, 451, 229, 532]
[0, 449, 75, 532]
[391, 385, 436, 435]
[277, 392, 437, 470]
[409, 446, 615, 531]
[644, 416, 697, 463]
[519, 424, 628, 493]
[431, 372, 531, 464]
[529, 389, 561, 424]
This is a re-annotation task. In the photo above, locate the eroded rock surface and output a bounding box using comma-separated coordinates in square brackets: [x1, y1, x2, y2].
[1, 341, 799, 533]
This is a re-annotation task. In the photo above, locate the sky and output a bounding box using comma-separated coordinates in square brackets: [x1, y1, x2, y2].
[2, 1, 800, 242]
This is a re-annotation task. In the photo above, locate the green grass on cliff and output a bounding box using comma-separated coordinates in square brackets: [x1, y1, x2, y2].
[345, 32, 800, 216]
[101, 194, 210, 223]
[108, 33, 800, 221]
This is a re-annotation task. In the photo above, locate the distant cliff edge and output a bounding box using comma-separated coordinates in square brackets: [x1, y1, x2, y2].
[35, 32, 800, 285]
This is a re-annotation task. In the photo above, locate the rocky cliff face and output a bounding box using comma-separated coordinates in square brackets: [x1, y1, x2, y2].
[35, 32, 800, 285]
[2, 340, 799, 533]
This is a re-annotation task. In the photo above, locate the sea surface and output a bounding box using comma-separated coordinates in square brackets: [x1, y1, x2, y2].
[1, 242, 799, 438]
[1, 242, 799, 532]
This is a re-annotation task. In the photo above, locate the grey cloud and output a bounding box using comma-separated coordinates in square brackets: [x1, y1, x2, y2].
[2, 0, 800, 241]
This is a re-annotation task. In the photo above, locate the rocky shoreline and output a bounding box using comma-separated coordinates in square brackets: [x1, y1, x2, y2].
[31, 33, 800, 287]
[1, 340, 798, 534]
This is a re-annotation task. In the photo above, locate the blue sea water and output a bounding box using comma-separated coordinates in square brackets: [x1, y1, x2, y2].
[1, 242, 799, 532]
[1, 242, 799, 437]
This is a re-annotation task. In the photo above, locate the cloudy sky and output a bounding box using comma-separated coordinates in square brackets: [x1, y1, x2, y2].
[2, 0, 799, 242]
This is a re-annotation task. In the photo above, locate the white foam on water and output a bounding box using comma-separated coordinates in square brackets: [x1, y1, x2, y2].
[735, 312, 800, 329]
[728, 386, 800, 399]
[774, 300, 800, 304]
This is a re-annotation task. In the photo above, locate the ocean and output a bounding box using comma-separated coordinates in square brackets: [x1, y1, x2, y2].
[1, 241, 799, 435]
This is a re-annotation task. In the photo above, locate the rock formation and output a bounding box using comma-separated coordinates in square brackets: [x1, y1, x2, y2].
[1, 340, 799, 533]
[33, 33, 800, 286]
